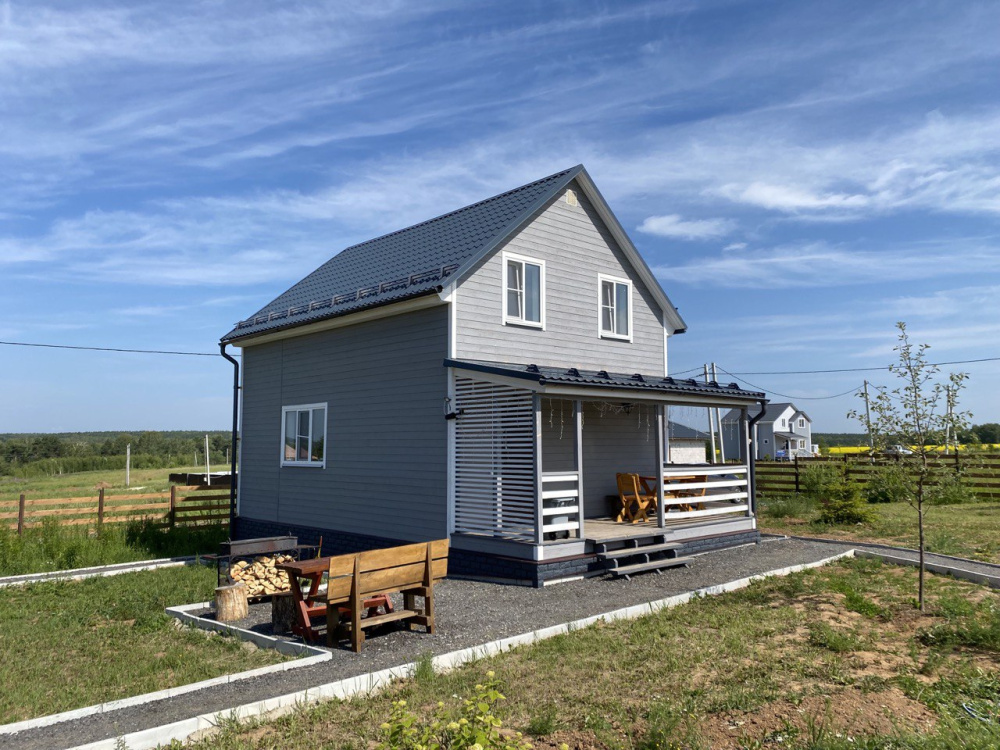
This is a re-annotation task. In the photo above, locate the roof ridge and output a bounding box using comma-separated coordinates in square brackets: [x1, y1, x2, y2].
[335, 165, 580, 256]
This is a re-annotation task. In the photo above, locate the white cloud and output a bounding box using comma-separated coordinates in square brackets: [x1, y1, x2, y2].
[637, 214, 736, 240]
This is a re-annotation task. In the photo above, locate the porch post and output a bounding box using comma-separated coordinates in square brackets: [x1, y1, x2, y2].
[574, 400, 585, 539]
[741, 406, 755, 516]
[656, 404, 666, 528]
[533, 393, 544, 545]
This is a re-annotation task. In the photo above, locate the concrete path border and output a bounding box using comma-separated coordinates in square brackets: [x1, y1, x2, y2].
[67, 550, 857, 750]
[855, 549, 1000, 588]
[0, 557, 203, 589]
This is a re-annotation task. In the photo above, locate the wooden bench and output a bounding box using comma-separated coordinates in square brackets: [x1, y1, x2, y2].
[318, 539, 449, 652]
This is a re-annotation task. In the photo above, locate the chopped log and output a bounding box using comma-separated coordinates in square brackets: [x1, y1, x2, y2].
[271, 592, 297, 635]
[215, 582, 248, 622]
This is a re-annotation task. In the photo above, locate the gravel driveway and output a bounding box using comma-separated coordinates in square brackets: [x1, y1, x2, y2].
[8, 538, 853, 750]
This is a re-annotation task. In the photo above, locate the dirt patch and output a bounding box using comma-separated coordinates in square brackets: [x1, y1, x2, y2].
[701, 687, 936, 748]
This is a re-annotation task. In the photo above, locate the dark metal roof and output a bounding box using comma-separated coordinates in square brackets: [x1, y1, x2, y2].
[223, 166, 583, 341]
[668, 423, 711, 440]
[723, 402, 809, 423]
[446, 359, 765, 401]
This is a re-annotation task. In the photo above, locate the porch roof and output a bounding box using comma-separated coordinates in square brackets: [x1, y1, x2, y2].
[446, 358, 765, 406]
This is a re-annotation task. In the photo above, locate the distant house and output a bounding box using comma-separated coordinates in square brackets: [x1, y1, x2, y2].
[221, 165, 767, 586]
[667, 423, 710, 464]
[721, 403, 813, 460]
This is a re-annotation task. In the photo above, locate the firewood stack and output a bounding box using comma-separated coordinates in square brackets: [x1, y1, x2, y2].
[225, 554, 294, 597]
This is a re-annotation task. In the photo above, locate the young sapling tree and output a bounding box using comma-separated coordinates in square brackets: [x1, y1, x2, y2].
[848, 322, 969, 612]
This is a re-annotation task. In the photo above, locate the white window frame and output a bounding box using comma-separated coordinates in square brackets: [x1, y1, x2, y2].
[501, 252, 545, 329]
[597, 274, 633, 342]
[798, 418, 805, 428]
[280, 403, 327, 468]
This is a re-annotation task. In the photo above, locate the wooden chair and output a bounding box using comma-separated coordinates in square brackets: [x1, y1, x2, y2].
[616, 473, 656, 523]
[665, 475, 707, 512]
[319, 539, 449, 652]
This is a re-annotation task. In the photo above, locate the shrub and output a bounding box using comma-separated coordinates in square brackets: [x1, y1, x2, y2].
[927, 471, 977, 505]
[817, 484, 873, 525]
[864, 463, 912, 504]
[800, 464, 846, 501]
[377, 673, 534, 750]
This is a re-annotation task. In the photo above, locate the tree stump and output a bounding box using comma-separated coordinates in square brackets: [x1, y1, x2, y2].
[270, 591, 297, 635]
[215, 582, 248, 622]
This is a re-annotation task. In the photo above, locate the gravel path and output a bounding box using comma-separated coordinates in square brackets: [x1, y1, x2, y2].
[762, 534, 1000, 581]
[7, 539, 853, 750]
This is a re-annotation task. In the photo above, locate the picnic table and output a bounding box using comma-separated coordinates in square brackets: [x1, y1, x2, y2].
[276, 556, 393, 643]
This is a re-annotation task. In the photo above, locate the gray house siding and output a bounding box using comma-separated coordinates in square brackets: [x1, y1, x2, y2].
[454, 181, 667, 374]
[239, 304, 449, 542]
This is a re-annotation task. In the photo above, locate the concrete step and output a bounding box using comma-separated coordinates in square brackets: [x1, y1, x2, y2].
[597, 542, 681, 561]
[609, 556, 694, 579]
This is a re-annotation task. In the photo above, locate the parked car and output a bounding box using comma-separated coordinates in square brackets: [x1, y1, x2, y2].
[882, 444, 914, 456]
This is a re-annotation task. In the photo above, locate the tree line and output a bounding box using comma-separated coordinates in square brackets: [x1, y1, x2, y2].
[814, 423, 1000, 449]
[0, 431, 231, 478]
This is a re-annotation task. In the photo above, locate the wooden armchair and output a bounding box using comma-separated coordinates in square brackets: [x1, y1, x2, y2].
[616, 473, 656, 523]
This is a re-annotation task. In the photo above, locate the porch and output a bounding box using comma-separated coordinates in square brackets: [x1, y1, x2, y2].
[446, 361, 766, 568]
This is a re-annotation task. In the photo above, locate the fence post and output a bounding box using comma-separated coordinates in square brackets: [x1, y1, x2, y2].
[169, 485, 177, 529]
[17, 493, 25, 536]
[954, 449, 960, 473]
[97, 488, 105, 534]
[794, 455, 800, 494]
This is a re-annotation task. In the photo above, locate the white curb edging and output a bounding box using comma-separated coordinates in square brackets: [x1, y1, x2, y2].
[0, 603, 331, 737]
[0, 557, 202, 589]
[67, 550, 857, 750]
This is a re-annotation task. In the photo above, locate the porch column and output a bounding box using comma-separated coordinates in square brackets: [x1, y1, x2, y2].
[656, 404, 666, 528]
[574, 400, 585, 539]
[741, 406, 756, 516]
[533, 393, 544, 545]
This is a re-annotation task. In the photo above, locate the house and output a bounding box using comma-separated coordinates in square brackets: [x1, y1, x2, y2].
[667, 423, 711, 464]
[721, 403, 813, 460]
[221, 165, 766, 586]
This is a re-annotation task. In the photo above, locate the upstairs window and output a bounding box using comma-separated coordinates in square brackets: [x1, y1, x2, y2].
[599, 275, 632, 340]
[798, 417, 805, 428]
[503, 253, 545, 327]
[281, 404, 326, 467]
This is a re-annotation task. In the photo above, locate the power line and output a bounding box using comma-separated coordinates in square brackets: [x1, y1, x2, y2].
[726, 355, 1000, 376]
[716, 366, 861, 401]
[0, 340, 218, 357]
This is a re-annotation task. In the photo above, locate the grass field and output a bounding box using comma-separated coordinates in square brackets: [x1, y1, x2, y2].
[759, 497, 1000, 564]
[0, 464, 205, 502]
[186, 558, 1000, 750]
[0, 465, 229, 575]
[0, 564, 287, 725]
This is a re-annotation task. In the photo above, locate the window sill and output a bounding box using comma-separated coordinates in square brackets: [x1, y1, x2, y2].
[600, 332, 632, 342]
[503, 318, 545, 330]
[280, 461, 326, 468]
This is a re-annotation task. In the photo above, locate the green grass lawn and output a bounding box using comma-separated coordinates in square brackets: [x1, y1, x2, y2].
[759, 496, 1000, 564]
[0, 464, 204, 502]
[0, 465, 229, 576]
[0, 564, 287, 725]
[186, 559, 1000, 750]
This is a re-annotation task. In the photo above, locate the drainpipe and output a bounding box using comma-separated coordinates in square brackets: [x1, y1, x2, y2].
[220, 342, 241, 534]
[747, 399, 769, 516]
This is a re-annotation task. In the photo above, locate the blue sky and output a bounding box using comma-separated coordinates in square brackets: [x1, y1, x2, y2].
[2, 0, 999, 433]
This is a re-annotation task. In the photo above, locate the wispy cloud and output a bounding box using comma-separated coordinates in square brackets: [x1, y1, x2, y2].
[637, 214, 736, 240]
[655, 241, 1000, 288]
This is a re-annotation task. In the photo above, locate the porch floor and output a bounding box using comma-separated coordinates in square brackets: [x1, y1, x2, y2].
[584, 505, 750, 542]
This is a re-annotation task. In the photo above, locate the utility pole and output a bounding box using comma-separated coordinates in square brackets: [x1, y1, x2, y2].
[712, 362, 726, 462]
[863, 380, 874, 457]
[205, 434, 211, 486]
[125, 443, 131, 488]
[705, 364, 718, 463]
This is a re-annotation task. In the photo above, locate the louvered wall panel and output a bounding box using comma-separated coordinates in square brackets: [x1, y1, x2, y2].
[454, 378, 537, 541]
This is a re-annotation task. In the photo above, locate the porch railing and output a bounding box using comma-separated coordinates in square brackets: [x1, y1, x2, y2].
[541, 471, 581, 539]
[660, 465, 751, 520]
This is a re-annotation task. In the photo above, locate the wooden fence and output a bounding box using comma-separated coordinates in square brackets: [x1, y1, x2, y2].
[756, 453, 1000, 499]
[0, 485, 231, 534]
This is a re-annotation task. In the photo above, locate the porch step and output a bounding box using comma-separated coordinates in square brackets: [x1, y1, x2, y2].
[597, 542, 681, 561]
[608, 556, 694, 580]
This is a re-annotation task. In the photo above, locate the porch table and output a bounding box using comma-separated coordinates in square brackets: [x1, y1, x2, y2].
[276, 557, 393, 643]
